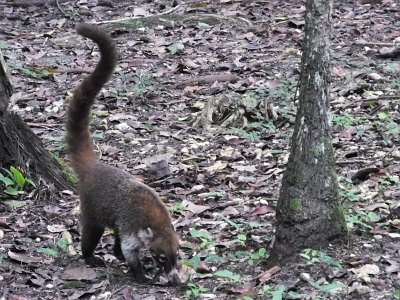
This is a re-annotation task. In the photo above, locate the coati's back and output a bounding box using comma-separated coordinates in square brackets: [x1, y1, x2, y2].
[79, 163, 173, 229]
[66, 24, 180, 284]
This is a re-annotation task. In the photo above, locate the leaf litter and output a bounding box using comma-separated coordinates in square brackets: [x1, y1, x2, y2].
[0, 0, 400, 299]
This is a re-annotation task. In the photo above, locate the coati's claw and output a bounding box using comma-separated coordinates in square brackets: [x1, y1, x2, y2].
[84, 255, 106, 267]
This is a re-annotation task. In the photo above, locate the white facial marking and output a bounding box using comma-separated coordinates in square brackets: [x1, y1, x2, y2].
[121, 234, 140, 260]
[138, 228, 153, 247]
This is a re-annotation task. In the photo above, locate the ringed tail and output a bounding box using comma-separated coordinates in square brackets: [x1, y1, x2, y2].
[66, 23, 117, 178]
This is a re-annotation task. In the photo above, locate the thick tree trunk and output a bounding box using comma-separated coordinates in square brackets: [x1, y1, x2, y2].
[0, 50, 73, 192]
[269, 0, 346, 265]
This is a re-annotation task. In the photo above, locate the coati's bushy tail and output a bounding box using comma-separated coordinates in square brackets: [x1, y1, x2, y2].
[66, 23, 117, 178]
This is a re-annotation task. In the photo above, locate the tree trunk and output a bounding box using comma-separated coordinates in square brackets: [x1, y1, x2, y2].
[269, 0, 346, 265]
[0, 50, 73, 192]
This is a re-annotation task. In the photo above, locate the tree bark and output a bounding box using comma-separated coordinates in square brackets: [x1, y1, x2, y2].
[269, 0, 346, 266]
[0, 50, 73, 192]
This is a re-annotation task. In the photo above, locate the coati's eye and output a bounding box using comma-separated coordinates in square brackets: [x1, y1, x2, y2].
[151, 251, 167, 264]
[157, 254, 166, 263]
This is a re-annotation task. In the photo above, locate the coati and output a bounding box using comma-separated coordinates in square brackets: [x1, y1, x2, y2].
[66, 23, 180, 284]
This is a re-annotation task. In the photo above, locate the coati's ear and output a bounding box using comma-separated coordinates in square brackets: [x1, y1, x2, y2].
[138, 228, 153, 246]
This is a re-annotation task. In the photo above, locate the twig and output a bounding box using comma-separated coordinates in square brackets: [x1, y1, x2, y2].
[335, 95, 400, 110]
[95, 5, 181, 25]
[56, 0, 67, 16]
[26, 123, 61, 128]
[336, 159, 368, 165]
[0, 0, 71, 6]
[353, 42, 400, 47]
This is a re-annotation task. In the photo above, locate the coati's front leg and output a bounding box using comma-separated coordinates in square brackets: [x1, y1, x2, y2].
[81, 223, 105, 267]
[113, 232, 125, 261]
[121, 238, 147, 283]
[124, 250, 146, 283]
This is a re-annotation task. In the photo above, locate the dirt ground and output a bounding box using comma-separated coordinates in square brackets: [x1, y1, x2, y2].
[0, 0, 400, 299]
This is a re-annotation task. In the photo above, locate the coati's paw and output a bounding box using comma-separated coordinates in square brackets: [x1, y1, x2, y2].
[131, 268, 148, 283]
[113, 247, 125, 261]
[133, 273, 148, 284]
[84, 255, 106, 267]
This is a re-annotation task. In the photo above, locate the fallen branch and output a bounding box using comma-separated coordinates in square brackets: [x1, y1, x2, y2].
[0, 0, 71, 6]
[176, 73, 239, 88]
[95, 5, 181, 24]
[353, 41, 400, 47]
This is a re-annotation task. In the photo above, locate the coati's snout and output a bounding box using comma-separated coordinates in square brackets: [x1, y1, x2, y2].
[151, 250, 181, 284]
[149, 229, 181, 284]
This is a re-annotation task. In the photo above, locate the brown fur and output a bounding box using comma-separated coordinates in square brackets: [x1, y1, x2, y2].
[66, 23, 180, 283]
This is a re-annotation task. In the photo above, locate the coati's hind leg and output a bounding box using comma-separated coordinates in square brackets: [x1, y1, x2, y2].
[113, 231, 125, 261]
[81, 223, 105, 266]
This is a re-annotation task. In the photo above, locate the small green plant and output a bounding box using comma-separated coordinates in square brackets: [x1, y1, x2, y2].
[300, 249, 342, 268]
[213, 269, 242, 283]
[248, 248, 267, 265]
[189, 228, 213, 248]
[12, 65, 51, 78]
[47, 135, 67, 153]
[306, 278, 343, 296]
[393, 289, 400, 299]
[207, 191, 224, 198]
[37, 247, 58, 257]
[56, 237, 70, 252]
[339, 190, 360, 202]
[346, 210, 380, 230]
[220, 215, 241, 230]
[131, 75, 163, 97]
[225, 122, 276, 142]
[266, 284, 287, 300]
[182, 255, 201, 269]
[185, 282, 208, 298]
[259, 284, 273, 295]
[235, 248, 267, 266]
[225, 127, 260, 141]
[236, 233, 247, 246]
[52, 155, 78, 185]
[119, 19, 144, 29]
[0, 166, 36, 196]
[168, 43, 184, 55]
[331, 112, 360, 128]
[204, 253, 225, 264]
[265, 77, 297, 104]
[169, 202, 188, 214]
[0, 252, 7, 271]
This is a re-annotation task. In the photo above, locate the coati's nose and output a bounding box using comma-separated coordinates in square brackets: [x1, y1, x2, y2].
[167, 267, 181, 284]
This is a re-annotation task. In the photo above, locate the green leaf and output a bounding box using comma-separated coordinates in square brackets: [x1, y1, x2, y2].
[37, 247, 58, 257]
[5, 187, 18, 196]
[25, 178, 36, 187]
[0, 174, 14, 187]
[108, 86, 118, 95]
[237, 234, 247, 242]
[10, 166, 25, 189]
[56, 238, 69, 252]
[320, 283, 343, 293]
[393, 289, 400, 299]
[318, 253, 342, 269]
[220, 215, 240, 229]
[214, 270, 241, 282]
[271, 285, 286, 300]
[3, 200, 27, 208]
[167, 43, 184, 55]
[204, 253, 224, 264]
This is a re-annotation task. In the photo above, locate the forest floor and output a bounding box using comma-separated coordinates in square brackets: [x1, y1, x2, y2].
[0, 0, 400, 299]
